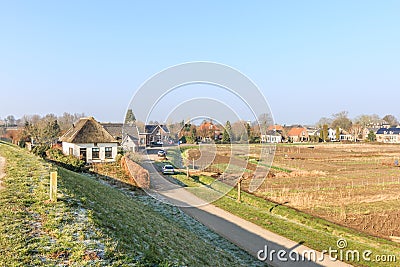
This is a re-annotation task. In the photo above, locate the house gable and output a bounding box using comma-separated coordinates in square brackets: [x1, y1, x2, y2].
[60, 117, 117, 144]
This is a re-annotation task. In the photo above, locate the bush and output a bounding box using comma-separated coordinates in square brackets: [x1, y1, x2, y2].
[32, 145, 50, 158]
[18, 140, 25, 148]
[47, 148, 85, 171]
[115, 153, 124, 164]
[47, 147, 64, 160]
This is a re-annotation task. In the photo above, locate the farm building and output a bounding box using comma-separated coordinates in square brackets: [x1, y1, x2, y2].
[59, 117, 118, 163]
[376, 127, 400, 143]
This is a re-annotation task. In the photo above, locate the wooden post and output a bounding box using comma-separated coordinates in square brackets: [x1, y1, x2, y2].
[50, 171, 57, 202]
[186, 166, 189, 178]
[237, 178, 242, 203]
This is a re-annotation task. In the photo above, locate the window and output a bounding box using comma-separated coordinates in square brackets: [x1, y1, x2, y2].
[69, 147, 73, 155]
[92, 147, 100, 159]
[105, 147, 112, 159]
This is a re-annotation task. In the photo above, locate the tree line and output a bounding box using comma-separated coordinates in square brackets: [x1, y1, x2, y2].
[1, 112, 85, 146]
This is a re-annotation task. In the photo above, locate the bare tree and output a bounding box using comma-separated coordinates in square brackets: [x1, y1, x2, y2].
[316, 117, 333, 128]
[331, 111, 352, 131]
[24, 114, 61, 145]
[258, 113, 273, 132]
[382, 114, 399, 126]
[58, 112, 85, 131]
[349, 124, 363, 142]
[6, 115, 16, 126]
[354, 114, 381, 127]
[231, 120, 247, 142]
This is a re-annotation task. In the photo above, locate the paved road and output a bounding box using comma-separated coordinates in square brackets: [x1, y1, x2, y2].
[0, 156, 5, 190]
[141, 150, 352, 267]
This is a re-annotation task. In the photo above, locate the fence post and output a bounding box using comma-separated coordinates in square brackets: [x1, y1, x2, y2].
[237, 178, 242, 203]
[50, 171, 57, 202]
[186, 166, 189, 178]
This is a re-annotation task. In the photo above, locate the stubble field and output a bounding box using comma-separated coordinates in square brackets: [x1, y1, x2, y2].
[187, 143, 400, 241]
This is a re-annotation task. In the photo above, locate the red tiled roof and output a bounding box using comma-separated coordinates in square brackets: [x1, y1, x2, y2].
[287, 127, 308, 137]
[199, 122, 218, 131]
[267, 125, 284, 131]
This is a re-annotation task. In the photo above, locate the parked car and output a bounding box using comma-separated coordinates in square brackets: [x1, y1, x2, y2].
[150, 142, 163, 147]
[162, 165, 175, 175]
[157, 150, 166, 157]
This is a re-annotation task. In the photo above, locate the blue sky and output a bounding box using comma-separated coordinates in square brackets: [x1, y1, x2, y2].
[0, 1, 399, 125]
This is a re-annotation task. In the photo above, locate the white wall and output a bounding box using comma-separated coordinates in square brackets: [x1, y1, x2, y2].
[261, 135, 282, 143]
[62, 142, 118, 162]
[122, 137, 138, 152]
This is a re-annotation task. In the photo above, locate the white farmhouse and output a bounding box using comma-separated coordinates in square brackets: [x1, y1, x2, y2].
[59, 117, 118, 163]
[261, 130, 282, 143]
[327, 128, 336, 141]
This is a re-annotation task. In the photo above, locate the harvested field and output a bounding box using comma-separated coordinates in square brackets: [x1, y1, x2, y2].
[183, 143, 400, 240]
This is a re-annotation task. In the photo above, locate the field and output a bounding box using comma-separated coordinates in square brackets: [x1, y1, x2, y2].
[182, 143, 400, 241]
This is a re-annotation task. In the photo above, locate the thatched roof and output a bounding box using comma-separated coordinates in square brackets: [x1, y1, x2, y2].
[60, 117, 118, 143]
[101, 123, 123, 139]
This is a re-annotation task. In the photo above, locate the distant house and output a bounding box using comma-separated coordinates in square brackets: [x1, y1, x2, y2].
[101, 123, 123, 142]
[366, 121, 391, 129]
[261, 130, 282, 143]
[139, 124, 170, 147]
[306, 127, 318, 136]
[198, 121, 221, 142]
[376, 127, 400, 143]
[339, 129, 354, 142]
[287, 127, 309, 142]
[59, 117, 118, 163]
[267, 125, 284, 132]
[122, 134, 139, 152]
[327, 128, 336, 141]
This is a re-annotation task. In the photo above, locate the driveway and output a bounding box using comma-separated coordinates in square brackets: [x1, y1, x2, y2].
[141, 149, 351, 267]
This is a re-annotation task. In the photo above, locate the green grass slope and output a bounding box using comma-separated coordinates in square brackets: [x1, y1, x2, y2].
[0, 142, 263, 266]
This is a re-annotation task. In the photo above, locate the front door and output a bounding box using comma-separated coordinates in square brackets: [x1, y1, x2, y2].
[79, 148, 87, 162]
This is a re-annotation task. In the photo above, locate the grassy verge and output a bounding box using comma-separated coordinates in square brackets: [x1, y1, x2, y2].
[0, 142, 263, 266]
[169, 169, 400, 267]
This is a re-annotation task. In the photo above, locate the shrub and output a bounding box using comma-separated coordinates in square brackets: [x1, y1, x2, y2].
[32, 145, 50, 158]
[47, 148, 85, 171]
[115, 153, 124, 164]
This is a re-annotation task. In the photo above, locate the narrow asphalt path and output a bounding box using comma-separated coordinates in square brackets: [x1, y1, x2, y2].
[141, 152, 352, 267]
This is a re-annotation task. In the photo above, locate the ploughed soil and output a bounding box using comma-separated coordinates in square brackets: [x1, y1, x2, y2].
[186, 144, 400, 241]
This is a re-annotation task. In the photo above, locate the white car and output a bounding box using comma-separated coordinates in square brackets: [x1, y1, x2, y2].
[162, 165, 175, 175]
